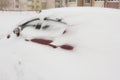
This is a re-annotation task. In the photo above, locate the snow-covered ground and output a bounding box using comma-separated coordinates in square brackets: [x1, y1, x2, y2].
[0, 7, 120, 80]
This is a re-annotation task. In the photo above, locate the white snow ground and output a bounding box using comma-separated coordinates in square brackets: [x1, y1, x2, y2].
[0, 7, 120, 80]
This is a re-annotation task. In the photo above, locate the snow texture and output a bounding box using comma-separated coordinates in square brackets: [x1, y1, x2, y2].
[0, 7, 120, 80]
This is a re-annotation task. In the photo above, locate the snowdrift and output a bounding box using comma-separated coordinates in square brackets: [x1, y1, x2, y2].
[0, 7, 120, 80]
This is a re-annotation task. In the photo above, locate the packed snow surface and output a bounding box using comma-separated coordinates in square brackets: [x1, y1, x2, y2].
[0, 7, 120, 80]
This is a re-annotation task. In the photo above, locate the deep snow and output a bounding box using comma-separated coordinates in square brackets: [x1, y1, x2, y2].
[0, 7, 120, 80]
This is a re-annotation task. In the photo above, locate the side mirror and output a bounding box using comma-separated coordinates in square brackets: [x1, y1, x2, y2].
[13, 27, 21, 37]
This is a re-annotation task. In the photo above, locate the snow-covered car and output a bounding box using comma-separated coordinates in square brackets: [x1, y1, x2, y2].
[0, 7, 120, 80]
[11, 16, 73, 50]
[12, 17, 66, 36]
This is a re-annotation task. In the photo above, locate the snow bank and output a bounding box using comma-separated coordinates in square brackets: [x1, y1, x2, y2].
[0, 7, 120, 80]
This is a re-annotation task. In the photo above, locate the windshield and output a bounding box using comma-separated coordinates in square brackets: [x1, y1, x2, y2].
[19, 18, 40, 30]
